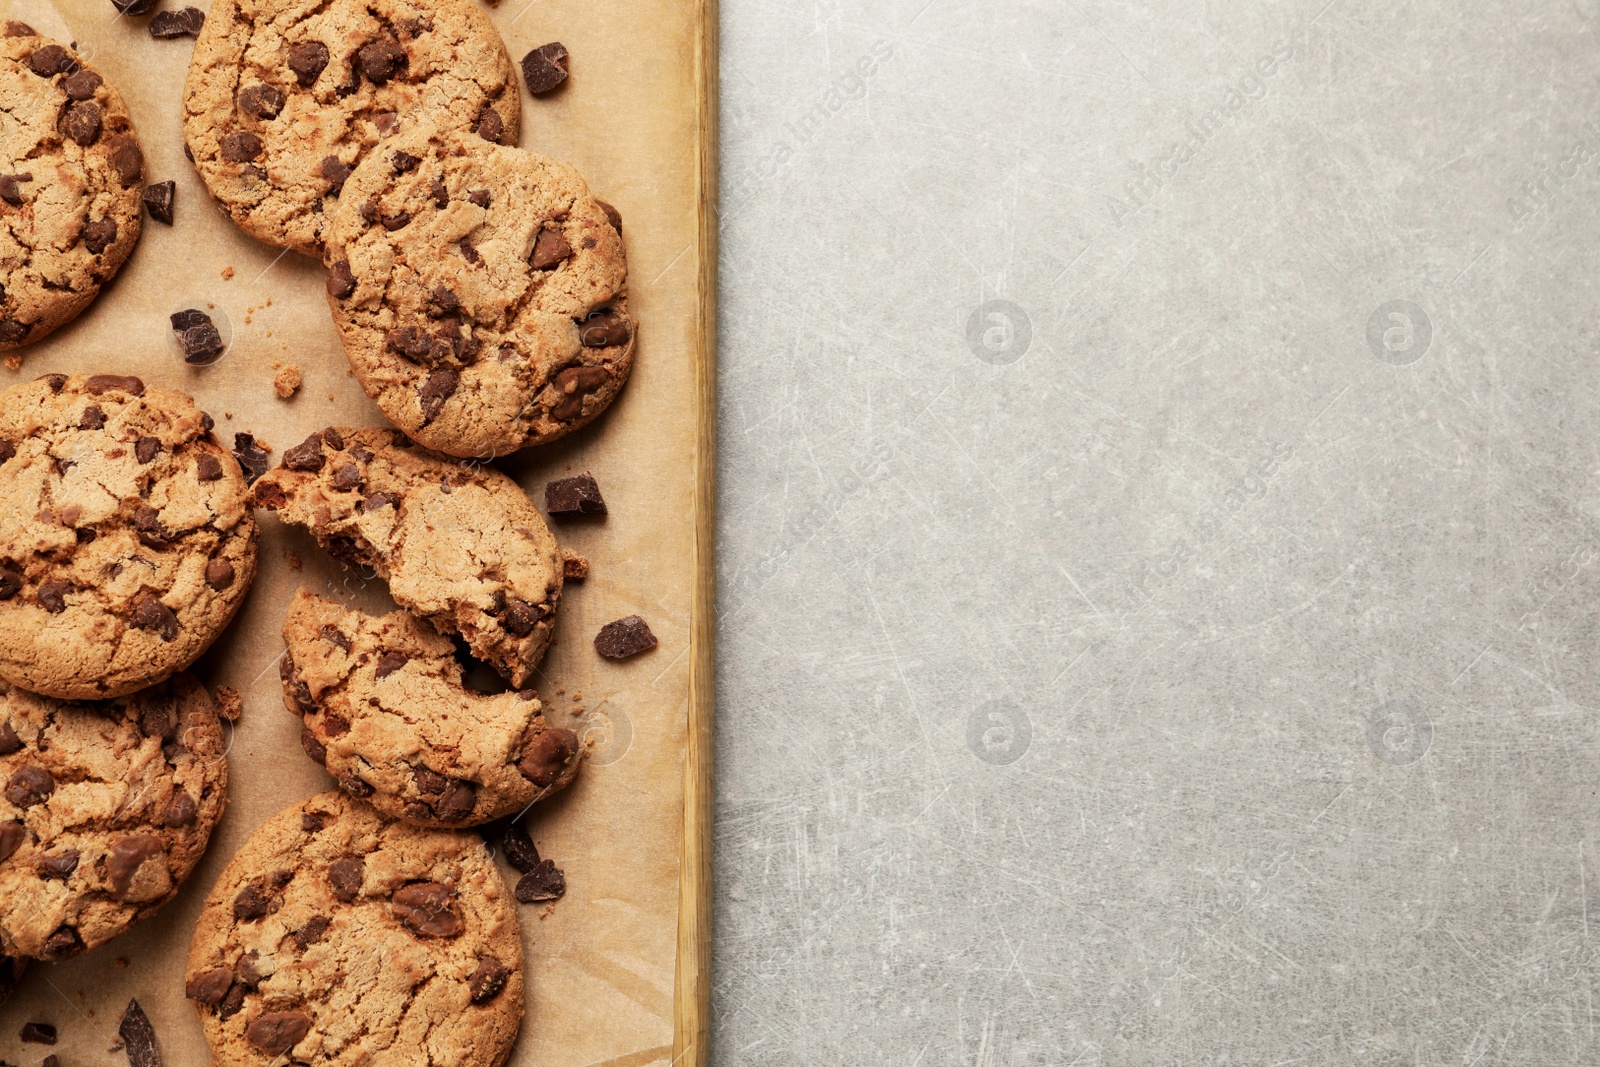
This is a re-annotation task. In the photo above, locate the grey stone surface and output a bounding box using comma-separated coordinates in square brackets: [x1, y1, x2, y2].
[713, 1, 1600, 1064]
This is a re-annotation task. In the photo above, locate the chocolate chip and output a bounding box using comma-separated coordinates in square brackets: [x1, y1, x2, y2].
[0, 568, 23, 601]
[545, 472, 607, 516]
[392, 881, 463, 938]
[61, 99, 101, 146]
[435, 779, 476, 821]
[426, 285, 459, 318]
[0, 173, 31, 206]
[300, 727, 326, 765]
[85, 373, 144, 395]
[164, 789, 198, 827]
[28, 45, 75, 78]
[515, 859, 566, 902]
[218, 981, 246, 1019]
[220, 131, 262, 162]
[518, 728, 578, 787]
[374, 650, 408, 679]
[320, 463, 360, 495]
[380, 209, 412, 231]
[150, 7, 205, 38]
[357, 38, 406, 84]
[237, 83, 285, 119]
[282, 432, 325, 471]
[302, 810, 334, 833]
[595, 614, 657, 658]
[468, 956, 509, 1004]
[19, 1021, 54, 1046]
[502, 823, 541, 873]
[328, 856, 363, 901]
[0, 820, 23, 863]
[3, 21, 34, 36]
[77, 404, 106, 430]
[361, 490, 400, 512]
[135, 435, 160, 464]
[106, 834, 166, 898]
[503, 599, 539, 636]
[246, 1011, 312, 1055]
[286, 41, 329, 86]
[0, 721, 19, 755]
[0, 319, 28, 343]
[321, 426, 345, 450]
[196, 453, 223, 481]
[232, 881, 277, 921]
[419, 368, 458, 420]
[294, 915, 331, 950]
[530, 227, 572, 270]
[596, 198, 622, 233]
[550, 365, 611, 421]
[391, 150, 419, 173]
[429, 179, 449, 207]
[107, 134, 143, 186]
[232, 434, 269, 484]
[185, 968, 233, 1006]
[578, 307, 631, 348]
[37, 850, 79, 880]
[476, 106, 504, 143]
[468, 189, 491, 209]
[0, 440, 12, 461]
[521, 42, 569, 94]
[413, 767, 446, 795]
[82, 217, 118, 254]
[171, 308, 225, 364]
[60, 69, 100, 99]
[325, 258, 357, 300]
[319, 155, 352, 197]
[203, 558, 236, 591]
[459, 238, 481, 264]
[318, 625, 352, 653]
[36, 581, 70, 614]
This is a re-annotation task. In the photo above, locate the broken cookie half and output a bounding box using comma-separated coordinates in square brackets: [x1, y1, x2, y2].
[280, 590, 581, 826]
[252, 426, 561, 686]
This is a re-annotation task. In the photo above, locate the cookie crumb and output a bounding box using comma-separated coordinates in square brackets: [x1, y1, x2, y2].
[221, 266, 234, 280]
[3, 354, 20, 370]
[274, 363, 302, 399]
[562, 553, 589, 580]
[287, 552, 302, 570]
[217, 686, 243, 723]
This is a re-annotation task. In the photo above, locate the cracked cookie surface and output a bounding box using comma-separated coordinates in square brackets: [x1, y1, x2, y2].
[252, 426, 561, 687]
[0, 24, 145, 353]
[182, 0, 519, 259]
[325, 127, 634, 458]
[185, 789, 523, 1066]
[0, 674, 229, 961]
[0, 374, 259, 700]
[281, 589, 581, 827]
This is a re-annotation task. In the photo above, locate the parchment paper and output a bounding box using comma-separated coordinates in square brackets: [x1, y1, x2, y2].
[1, 1, 703, 1063]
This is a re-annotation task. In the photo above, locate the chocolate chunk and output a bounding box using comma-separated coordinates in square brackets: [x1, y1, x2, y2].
[220, 131, 262, 162]
[0, 568, 17, 600]
[282, 432, 325, 471]
[61, 99, 101, 146]
[185, 968, 233, 1006]
[468, 189, 491, 208]
[205, 558, 235, 590]
[380, 209, 412, 231]
[302, 810, 334, 833]
[108, 134, 143, 186]
[322, 426, 345, 450]
[196, 453, 223, 481]
[246, 1011, 312, 1054]
[232, 433, 269, 484]
[286, 41, 329, 86]
[293, 915, 331, 950]
[361, 490, 400, 512]
[503, 599, 538, 636]
[515, 859, 566, 902]
[530, 227, 572, 270]
[0, 721, 19, 755]
[150, 7, 205, 38]
[28, 45, 75, 78]
[468, 956, 509, 1004]
[0, 175, 23, 206]
[414, 767, 446, 795]
[82, 217, 118, 254]
[218, 982, 246, 1019]
[118, 998, 160, 1067]
[60, 69, 100, 100]
[502, 823, 541, 873]
[41, 926, 83, 960]
[521, 42, 569, 94]
[518, 728, 578, 786]
[300, 727, 326, 765]
[20, 1020, 55, 1043]
[171, 308, 225, 364]
[595, 614, 657, 658]
[36, 581, 70, 613]
[111, 0, 159, 12]
[374, 650, 408, 679]
[232, 881, 276, 921]
[429, 179, 449, 207]
[37, 850, 79, 880]
[325, 259, 357, 299]
[0, 819, 23, 863]
[435, 779, 476, 821]
[391, 149, 419, 173]
[3, 21, 35, 36]
[419, 368, 458, 420]
[328, 856, 363, 901]
[426, 285, 459, 317]
[545, 472, 607, 516]
[459, 238, 481, 264]
[139, 701, 173, 740]
[237, 83, 284, 119]
[85, 373, 144, 395]
[550, 365, 611, 421]
[578, 307, 631, 348]
[139, 182, 178, 228]
[0, 319, 29, 343]
[164, 789, 197, 827]
[133, 438, 162, 468]
[391, 881, 463, 938]
[320, 155, 353, 194]
[596, 198, 622, 233]
[319, 625, 352, 653]
[0, 440, 12, 461]
[476, 106, 504, 143]
[329, 462, 361, 492]
[78, 405, 106, 430]
[358, 38, 406, 84]
[107, 834, 165, 897]
[39, 374, 66, 393]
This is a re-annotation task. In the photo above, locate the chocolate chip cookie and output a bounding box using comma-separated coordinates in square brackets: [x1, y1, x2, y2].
[0, 374, 259, 700]
[0, 25, 145, 352]
[252, 427, 561, 686]
[281, 590, 581, 826]
[0, 674, 229, 961]
[323, 128, 634, 458]
[182, 0, 519, 258]
[184, 790, 523, 1066]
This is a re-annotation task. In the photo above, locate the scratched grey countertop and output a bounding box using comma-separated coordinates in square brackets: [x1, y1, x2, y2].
[711, 1, 1600, 1064]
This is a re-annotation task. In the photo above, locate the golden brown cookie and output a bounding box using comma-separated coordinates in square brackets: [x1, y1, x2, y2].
[281, 589, 581, 826]
[0, 374, 259, 700]
[184, 790, 523, 1066]
[181, 0, 519, 258]
[252, 427, 561, 686]
[0, 25, 145, 352]
[324, 127, 634, 458]
[0, 674, 229, 961]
